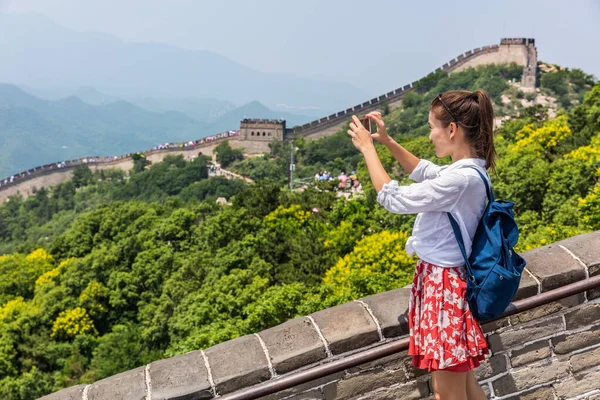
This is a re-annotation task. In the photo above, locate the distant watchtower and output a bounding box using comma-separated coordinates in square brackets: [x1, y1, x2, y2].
[500, 38, 537, 90]
[240, 119, 286, 142]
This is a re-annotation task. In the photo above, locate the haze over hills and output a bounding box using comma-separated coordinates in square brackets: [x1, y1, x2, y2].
[0, 84, 314, 178]
[0, 12, 367, 115]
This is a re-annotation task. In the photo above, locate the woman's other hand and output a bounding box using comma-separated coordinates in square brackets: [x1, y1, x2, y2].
[366, 111, 393, 145]
[348, 116, 375, 154]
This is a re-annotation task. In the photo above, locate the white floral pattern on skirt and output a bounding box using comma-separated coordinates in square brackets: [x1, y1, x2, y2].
[408, 259, 489, 371]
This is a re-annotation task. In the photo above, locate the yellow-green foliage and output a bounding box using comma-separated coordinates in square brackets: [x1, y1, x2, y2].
[323, 231, 416, 300]
[79, 280, 109, 315]
[34, 257, 77, 292]
[0, 297, 27, 323]
[565, 132, 600, 164]
[51, 307, 96, 338]
[512, 115, 571, 153]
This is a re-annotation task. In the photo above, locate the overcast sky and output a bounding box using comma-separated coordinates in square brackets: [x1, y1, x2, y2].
[1, 0, 599, 95]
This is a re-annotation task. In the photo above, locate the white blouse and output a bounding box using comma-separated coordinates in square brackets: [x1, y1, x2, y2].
[376, 158, 490, 268]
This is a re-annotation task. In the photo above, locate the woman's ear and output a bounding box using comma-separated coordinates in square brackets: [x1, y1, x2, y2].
[447, 122, 456, 138]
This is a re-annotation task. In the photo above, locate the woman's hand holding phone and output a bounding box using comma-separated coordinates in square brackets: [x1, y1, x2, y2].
[366, 112, 393, 145]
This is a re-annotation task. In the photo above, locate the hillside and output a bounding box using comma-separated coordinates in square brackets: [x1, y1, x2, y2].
[0, 12, 366, 113]
[0, 64, 598, 399]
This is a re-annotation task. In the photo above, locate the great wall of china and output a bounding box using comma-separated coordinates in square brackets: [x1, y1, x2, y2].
[0, 38, 537, 203]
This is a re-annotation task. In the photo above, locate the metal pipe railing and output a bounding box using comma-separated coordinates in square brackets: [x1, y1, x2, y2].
[219, 274, 600, 400]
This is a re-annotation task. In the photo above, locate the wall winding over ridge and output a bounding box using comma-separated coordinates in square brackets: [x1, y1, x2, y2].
[40, 230, 600, 400]
[293, 38, 536, 140]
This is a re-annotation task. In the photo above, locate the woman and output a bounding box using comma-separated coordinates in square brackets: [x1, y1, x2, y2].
[347, 90, 494, 400]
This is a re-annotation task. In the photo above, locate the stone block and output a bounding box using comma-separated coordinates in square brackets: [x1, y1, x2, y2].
[488, 316, 563, 352]
[554, 368, 600, 398]
[557, 231, 600, 269]
[309, 302, 379, 355]
[569, 346, 600, 373]
[521, 244, 586, 292]
[509, 293, 583, 325]
[87, 366, 146, 400]
[204, 334, 270, 395]
[473, 353, 508, 381]
[323, 379, 429, 400]
[510, 340, 551, 368]
[513, 268, 539, 301]
[359, 288, 410, 339]
[323, 368, 407, 399]
[259, 317, 327, 375]
[37, 385, 86, 400]
[590, 263, 600, 300]
[504, 386, 555, 400]
[261, 372, 344, 400]
[481, 317, 510, 334]
[552, 325, 600, 355]
[564, 304, 600, 330]
[492, 358, 568, 396]
[149, 350, 213, 400]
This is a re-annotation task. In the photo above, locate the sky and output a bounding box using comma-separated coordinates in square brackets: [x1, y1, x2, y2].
[1, 0, 599, 96]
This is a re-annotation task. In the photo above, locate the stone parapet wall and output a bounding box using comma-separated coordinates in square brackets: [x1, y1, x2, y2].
[39, 230, 600, 400]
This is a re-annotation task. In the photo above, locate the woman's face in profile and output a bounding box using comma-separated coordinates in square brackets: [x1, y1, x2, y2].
[428, 110, 452, 159]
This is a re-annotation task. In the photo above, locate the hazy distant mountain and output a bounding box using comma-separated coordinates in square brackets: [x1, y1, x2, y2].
[0, 84, 209, 177]
[207, 101, 313, 133]
[128, 96, 236, 122]
[0, 13, 366, 115]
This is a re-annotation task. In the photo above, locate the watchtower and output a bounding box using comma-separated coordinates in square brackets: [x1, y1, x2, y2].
[240, 119, 286, 142]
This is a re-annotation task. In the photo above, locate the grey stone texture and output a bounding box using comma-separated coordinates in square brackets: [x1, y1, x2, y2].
[149, 350, 213, 400]
[488, 316, 563, 353]
[521, 244, 586, 292]
[37, 385, 86, 400]
[492, 358, 569, 396]
[204, 334, 270, 395]
[87, 366, 146, 400]
[509, 340, 551, 368]
[552, 324, 600, 354]
[359, 288, 410, 338]
[309, 301, 380, 355]
[259, 317, 327, 375]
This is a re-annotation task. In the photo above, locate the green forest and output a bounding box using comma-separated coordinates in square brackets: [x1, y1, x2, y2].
[0, 63, 598, 399]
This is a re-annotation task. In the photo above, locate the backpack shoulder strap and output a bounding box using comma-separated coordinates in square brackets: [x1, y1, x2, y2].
[468, 166, 494, 202]
[447, 213, 475, 281]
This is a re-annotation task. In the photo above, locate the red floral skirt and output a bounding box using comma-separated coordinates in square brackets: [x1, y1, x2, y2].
[408, 259, 489, 372]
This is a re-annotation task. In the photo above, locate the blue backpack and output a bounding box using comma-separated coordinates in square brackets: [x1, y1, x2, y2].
[447, 167, 526, 322]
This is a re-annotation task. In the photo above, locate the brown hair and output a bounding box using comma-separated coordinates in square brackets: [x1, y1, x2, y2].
[430, 90, 497, 173]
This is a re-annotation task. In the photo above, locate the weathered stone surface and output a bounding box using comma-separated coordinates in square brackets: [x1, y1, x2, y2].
[309, 302, 379, 355]
[521, 244, 586, 292]
[590, 263, 600, 300]
[504, 386, 555, 400]
[259, 317, 327, 375]
[204, 334, 270, 395]
[509, 293, 584, 325]
[261, 372, 344, 400]
[481, 317, 510, 334]
[87, 366, 146, 400]
[360, 288, 410, 338]
[323, 379, 429, 400]
[492, 358, 569, 396]
[149, 350, 213, 400]
[323, 368, 407, 399]
[558, 230, 600, 269]
[513, 268, 539, 301]
[510, 340, 551, 368]
[564, 304, 600, 330]
[473, 354, 508, 381]
[553, 368, 600, 398]
[569, 346, 600, 373]
[552, 325, 600, 355]
[38, 385, 86, 400]
[488, 316, 563, 353]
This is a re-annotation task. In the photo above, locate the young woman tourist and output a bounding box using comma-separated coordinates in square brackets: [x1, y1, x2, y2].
[347, 90, 494, 400]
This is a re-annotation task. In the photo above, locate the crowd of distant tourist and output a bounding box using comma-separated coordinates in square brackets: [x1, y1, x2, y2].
[314, 170, 362, 192]
[0, 130, 241, 188]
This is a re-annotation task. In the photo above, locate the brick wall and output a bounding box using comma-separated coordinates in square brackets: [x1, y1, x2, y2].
[39, 230, 600, 400]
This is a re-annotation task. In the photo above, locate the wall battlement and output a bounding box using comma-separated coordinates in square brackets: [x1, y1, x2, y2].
[39, 230, 600, 400]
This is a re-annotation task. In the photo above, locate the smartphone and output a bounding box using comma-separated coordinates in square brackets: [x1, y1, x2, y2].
[359, 116, 378, 134]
